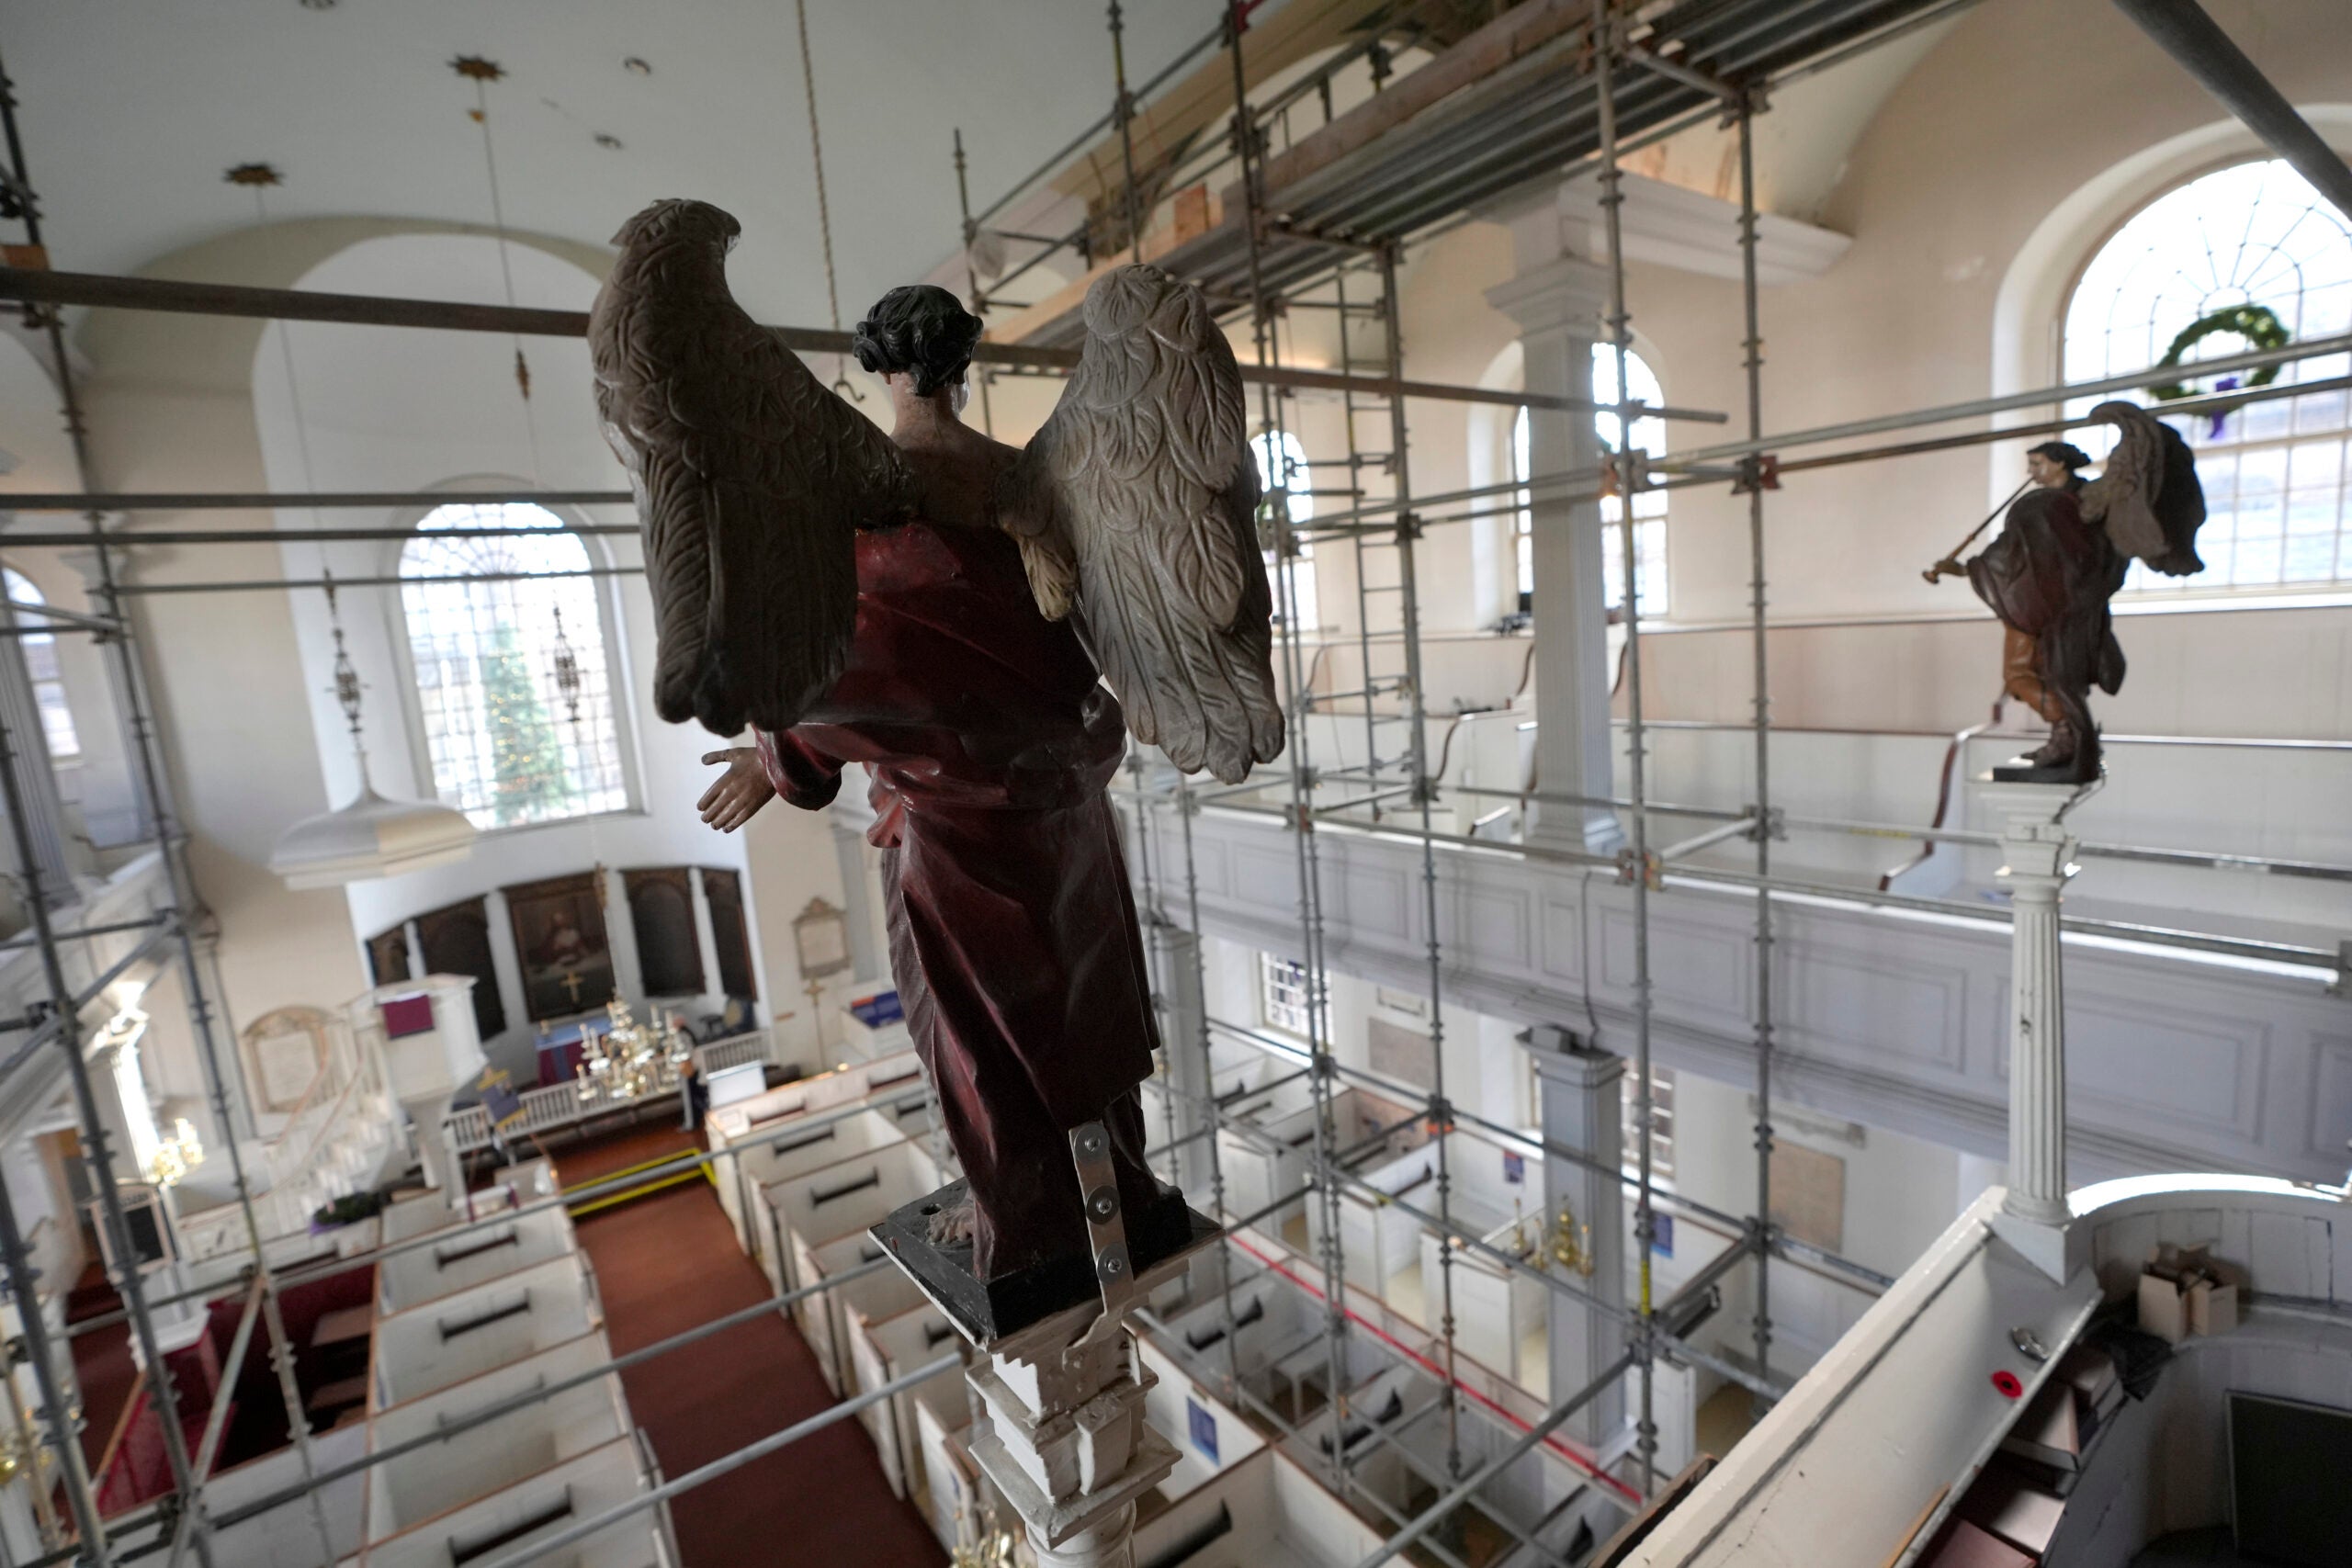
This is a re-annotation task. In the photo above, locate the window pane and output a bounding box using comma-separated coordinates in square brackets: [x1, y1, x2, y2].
[1256, 432, 1319, 634]
[2, 568, 78, 758]
[2064, 159, 2352, 595]
[401, 503, 628, 829]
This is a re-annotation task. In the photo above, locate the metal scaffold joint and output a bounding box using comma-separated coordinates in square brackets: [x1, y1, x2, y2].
[1616, 845, 1663, 890]
[1732, 452, 1781, 494]
[1747, 806, 1786, 844]
[1392, 511, 1422, 545]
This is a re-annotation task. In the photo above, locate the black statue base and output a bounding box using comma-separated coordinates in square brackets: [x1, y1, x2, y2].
[1991, 751, 2099, 784]
[873, 1179, 1213, 1345]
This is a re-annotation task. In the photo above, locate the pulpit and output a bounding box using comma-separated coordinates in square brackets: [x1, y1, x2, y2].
[352, 976, 486, 1199]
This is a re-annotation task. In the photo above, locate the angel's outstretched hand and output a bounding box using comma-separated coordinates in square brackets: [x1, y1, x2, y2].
[697, 748, 775, 833]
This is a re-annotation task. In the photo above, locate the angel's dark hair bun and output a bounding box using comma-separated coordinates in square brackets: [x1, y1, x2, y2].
[2030, 440, 2091, 470]
[853, 286, 982, 397]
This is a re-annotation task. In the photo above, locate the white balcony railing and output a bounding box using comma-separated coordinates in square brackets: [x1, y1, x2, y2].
[444, 1029, 778, 1154]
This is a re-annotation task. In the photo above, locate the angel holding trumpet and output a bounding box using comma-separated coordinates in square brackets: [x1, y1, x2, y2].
[590, 199, 1283, 1290]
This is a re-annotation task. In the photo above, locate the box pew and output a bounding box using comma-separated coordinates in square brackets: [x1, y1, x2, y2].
[761, 1137, 941, 1298]
[379, 1205, 578, 1314]
[723, 1108, 905, 1271]
[198, 1417, 370, 1567]
[848, 1303, 967, 1500]
[372, 1255, 601, 1411]
[1286, 1360, 1440, 1503]
[706, 1053, 927, 1248]
[1130, 1446, 1385, 1568]
[1308, 1140, 1439, 1294]
[360, 1434, 671, 1568]
[364, 1334, 623, 1544]
[912, 1397, 1008, 1558]
[1137, 1337, 1267, 1503]
[793, 1229, 929, 1398]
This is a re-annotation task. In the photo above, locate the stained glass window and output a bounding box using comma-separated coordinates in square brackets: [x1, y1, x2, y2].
[2063, 159, 2352, 593]
[400, 503, 628, 829]
[1514, 344, 1668, 615]
[2, 569, 79, 759]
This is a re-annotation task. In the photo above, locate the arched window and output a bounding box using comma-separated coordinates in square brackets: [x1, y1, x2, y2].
[1255, 430, 1319, 635]
[2064, 158, 2352, 592]
[2, 569, 79, 759]
[1512, 344, 1669, 615]
[400, 503, 628, 829]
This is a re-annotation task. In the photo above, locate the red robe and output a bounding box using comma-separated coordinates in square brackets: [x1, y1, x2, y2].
[756, 517, 1162, 1278]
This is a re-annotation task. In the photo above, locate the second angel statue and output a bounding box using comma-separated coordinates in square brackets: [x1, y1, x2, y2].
[589, 199, 1283, 1324]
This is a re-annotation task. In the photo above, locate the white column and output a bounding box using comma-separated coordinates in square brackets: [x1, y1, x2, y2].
[1982, 782, 2080, 1280]
[1529, 1025, 1625, 1446]
[1484, 215, 1620, 855]
[1153, 924, 1212, 1199]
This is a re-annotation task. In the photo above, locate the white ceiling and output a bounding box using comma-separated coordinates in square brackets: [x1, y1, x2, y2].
[0, 0, 1219, 328]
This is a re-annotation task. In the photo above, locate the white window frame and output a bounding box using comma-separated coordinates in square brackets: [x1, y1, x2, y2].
[2060, 155, 2352, 599]
[381, 500, 643, 833]
[1510, 344, 1670, 616]
[1622, 1062, 1675, 1184]
[1255, 430, 1319, 636]
[1258, 952, 1317, 1041]
[1, 566, 80, 761]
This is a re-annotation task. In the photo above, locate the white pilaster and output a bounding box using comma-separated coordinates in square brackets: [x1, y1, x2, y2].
[1485, 204, 1620, 856]
[1981, 781, 2082, 1280]
[1529, 1025, 1626, 1445]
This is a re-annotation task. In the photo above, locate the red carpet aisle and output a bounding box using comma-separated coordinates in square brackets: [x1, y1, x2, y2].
[549, 1123, 947, 1568]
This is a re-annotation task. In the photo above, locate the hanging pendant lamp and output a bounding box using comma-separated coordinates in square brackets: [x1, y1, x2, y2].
[270, 575, 476, 889]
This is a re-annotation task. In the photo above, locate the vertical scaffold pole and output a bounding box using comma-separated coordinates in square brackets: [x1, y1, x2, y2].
[1736, 90, 1779, 1399]
[1223, 0, 1353, 1498]
[0, 1169, 109, 1565]
[949, 129, 997, 438]
[1590, 0, 1658, 1497]
[1377, 241, 1464, 1481]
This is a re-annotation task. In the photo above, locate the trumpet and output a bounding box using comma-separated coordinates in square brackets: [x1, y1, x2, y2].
[1922, 478, 2033, 584]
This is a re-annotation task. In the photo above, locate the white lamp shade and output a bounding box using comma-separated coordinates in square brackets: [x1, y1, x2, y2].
[269, 784, 476, 889]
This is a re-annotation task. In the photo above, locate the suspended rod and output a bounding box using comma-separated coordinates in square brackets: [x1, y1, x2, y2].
[0, 265, 1679, 418]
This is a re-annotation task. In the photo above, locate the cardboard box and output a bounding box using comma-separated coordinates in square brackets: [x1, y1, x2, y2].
[2188, 1278, 2238, 1337]
[2139, 1269, 2188, 1344]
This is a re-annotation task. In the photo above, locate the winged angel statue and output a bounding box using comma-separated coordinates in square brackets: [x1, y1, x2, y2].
[591, 199, 1283, 1287]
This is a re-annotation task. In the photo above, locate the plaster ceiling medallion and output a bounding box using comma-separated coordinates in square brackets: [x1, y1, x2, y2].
[269, 574, 475, 890]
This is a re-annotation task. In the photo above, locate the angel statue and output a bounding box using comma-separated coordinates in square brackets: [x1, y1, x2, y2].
[1929, 401, 2205, 784]
[590, 199, 1282, 1312]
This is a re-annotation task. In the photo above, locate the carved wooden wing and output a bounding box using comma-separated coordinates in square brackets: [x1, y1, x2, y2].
[591, 198, 915, 738]
[2078, 399, 2207, 575]
[1000, 264, 1284, 783]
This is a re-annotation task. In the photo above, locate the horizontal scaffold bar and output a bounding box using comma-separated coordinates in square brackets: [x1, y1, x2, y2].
[0, 265, 1712, 420]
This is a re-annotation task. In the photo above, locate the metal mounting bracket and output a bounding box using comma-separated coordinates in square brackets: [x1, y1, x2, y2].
[1059, 1120, 1139, 1371]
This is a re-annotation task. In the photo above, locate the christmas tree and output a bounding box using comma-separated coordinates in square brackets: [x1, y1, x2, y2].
[482, 623, 571, 825]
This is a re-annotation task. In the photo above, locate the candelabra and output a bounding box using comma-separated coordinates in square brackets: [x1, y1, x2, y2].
[573, 998, 692, 1105]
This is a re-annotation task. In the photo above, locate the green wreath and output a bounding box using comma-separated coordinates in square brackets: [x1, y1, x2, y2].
[2147, 302, 2290, 401]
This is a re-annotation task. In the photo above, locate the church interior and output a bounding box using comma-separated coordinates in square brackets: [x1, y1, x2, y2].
[0, 2, 2346, 1565]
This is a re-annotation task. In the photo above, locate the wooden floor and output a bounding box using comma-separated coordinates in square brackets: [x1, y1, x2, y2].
[552, 1123, 946, 1568]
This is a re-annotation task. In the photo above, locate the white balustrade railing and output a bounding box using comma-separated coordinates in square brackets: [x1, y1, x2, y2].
[178, 1015, 398, 1263]
[444, 1028, 777, 1154]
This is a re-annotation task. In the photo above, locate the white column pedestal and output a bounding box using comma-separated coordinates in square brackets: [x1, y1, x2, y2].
[958, 1230, 1216, 1568]
[1978, 780, 2084, 1281]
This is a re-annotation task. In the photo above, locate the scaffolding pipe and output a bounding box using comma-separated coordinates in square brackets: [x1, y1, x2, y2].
[0, 265, 1657, 418]
[1377, 237, 1464, 1481]
[1736, 90, 1780, 1403]
[2110, 0, 2352, 220]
